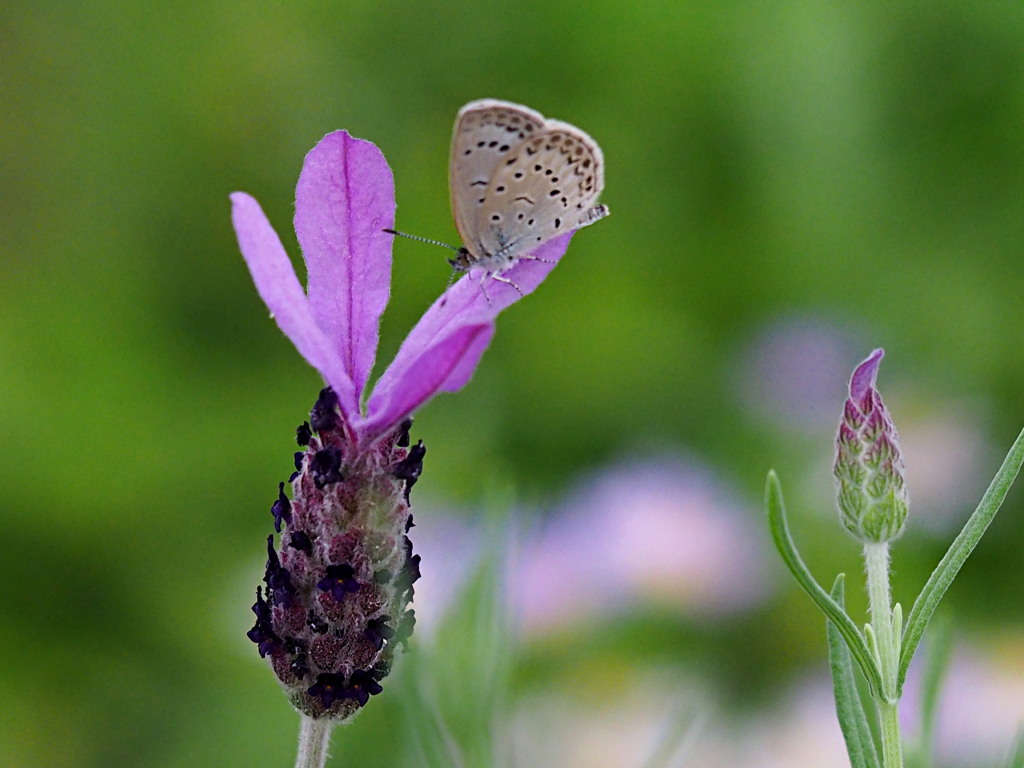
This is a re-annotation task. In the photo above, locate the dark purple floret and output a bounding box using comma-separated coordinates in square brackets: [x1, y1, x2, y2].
[271, 481, 292, 533]
[406, 553, 422, 585]
[307, 672, 349, 709]
[393, 441, 425, 482]
[370, 657, 392, 680]
[285, 637, 311, 676]
[317, 563, 360, 602]
[393, 440, 426, 501]
[307, 611, 328, 634]
[296, 421, 312, 446]
[395, 609, 416, 644]
[294, 452, 305, 472]
[310, 387, 340, 433]
[288, 530, 313, 554]
[347, 669, 383, 706]
[364, 616, 396, 651]
[312, 448, 344, 488]
[265, 536, 297, 607]
[395, 537, 421, 595]
[405, 513, 415, 532]
[290, 653, 310, 679]
[247, 587, 281, 657]
[396, 417, 413, 448]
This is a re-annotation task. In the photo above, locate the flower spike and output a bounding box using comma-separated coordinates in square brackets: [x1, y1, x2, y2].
[834, 349, 909, 544]
[231, 128, 588, 723]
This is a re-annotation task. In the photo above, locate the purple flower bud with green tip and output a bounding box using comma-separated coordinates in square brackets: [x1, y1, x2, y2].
[231, 130, 578, 721]
[834, 348, 909, 544]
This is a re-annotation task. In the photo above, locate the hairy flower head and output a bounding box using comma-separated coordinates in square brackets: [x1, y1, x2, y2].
[834, 348, 909, 544]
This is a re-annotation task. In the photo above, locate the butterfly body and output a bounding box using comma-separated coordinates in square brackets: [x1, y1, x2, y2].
[448, 99, 608, 281]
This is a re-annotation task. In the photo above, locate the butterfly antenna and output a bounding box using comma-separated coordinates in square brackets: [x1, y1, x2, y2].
[383, 229, 460, 253]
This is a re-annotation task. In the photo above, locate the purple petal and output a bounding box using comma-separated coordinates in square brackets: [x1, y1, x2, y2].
[230, 192, 357, 418]
[358, 323, 495, 445]
[294, 131, 395, 405]
[849, 348, 885, 401]
[360, 233, 573, 441]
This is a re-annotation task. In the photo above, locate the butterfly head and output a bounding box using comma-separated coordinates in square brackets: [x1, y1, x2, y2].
[447, 247, 476, 273]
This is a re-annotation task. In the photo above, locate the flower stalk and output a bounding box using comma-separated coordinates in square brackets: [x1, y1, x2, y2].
[295, 716, 334, 768]
[838, 350, 908, 767]
[864, 542, 902, 767]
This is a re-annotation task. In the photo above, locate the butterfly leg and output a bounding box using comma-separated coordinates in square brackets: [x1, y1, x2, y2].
[489, 273, 524, 297]
[519, 254, 558, 265]
[469, 270, 492, 305]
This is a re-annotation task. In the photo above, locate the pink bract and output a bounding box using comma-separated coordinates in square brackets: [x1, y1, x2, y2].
[231, 130, 573, 448]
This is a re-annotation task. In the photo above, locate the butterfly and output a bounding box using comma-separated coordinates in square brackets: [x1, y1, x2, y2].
[388, 99, 608, 299]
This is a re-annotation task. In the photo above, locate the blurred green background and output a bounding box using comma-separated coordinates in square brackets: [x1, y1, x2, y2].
[4, 0, 1024, 765]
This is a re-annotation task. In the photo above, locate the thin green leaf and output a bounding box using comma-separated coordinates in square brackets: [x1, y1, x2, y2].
[827, 575, 882, 768]
[898, 426, 1024, 692]
[765, 471, 884, 697]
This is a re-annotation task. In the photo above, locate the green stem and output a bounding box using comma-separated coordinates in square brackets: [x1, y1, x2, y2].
[878, 700, 903, 768]
[864, 542, 902, 768]
[295, 715, 335, 768]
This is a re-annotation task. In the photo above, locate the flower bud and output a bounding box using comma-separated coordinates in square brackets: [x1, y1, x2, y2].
[833, 349, 908, 543]
[247, 389, 422, 721]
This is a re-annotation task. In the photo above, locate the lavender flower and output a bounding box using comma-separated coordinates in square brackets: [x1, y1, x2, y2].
[231, 131, 575, 721]
[834, 348, 909, 544]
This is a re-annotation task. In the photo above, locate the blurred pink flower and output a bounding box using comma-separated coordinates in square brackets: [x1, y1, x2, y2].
[901, 636, 1024, 765]
[894, 406, 991, 534]
[514, 455, 771, 634]
[736, 317, 858, 433]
